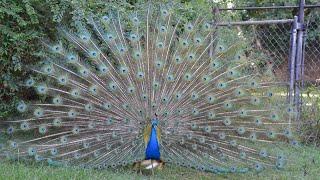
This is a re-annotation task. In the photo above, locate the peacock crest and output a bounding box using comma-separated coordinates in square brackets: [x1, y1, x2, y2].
[0, 2, 296, 173]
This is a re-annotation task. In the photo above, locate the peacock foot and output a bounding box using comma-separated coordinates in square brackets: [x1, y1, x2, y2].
[133, 159, 164, 173]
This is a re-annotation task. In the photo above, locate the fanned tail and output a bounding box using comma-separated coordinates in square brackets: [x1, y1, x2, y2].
[0, 3, 295, 173]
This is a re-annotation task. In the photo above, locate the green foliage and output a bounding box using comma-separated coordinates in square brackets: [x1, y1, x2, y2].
[0, 0, 43, 117]
[0, 0, 133, 118]
[220, 0, 320, 21]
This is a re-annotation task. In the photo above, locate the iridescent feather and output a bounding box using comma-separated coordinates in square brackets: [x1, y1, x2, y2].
[0, 3, 296, 173]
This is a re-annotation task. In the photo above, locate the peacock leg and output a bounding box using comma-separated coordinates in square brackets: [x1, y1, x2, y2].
[157, 161, 164, 170]
[151, 160, 154, 176]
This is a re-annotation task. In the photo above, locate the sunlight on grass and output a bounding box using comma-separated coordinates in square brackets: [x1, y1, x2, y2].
[0, 144, 319, 180]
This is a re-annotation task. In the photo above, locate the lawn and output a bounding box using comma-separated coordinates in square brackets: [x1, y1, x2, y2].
[0, 144, 319, 180]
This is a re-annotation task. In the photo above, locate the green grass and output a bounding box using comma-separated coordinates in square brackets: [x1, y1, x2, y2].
[0, 144, 319, 180]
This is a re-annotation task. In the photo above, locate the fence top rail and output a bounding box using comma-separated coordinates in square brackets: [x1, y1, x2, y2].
[217, 19, 294, 26]
[218, 4, 320, 11]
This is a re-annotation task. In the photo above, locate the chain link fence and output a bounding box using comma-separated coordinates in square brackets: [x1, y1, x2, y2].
[216, 20, 292, 98]
[300, 8, 320, 146]
[304, 9, 320, 86]
[216, 6, 320, 145]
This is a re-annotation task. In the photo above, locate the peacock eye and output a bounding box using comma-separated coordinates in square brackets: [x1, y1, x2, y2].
[162, 10, 168, 16]
[102, 16, 109, 21]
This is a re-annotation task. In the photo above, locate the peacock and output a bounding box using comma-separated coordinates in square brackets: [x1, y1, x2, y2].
[0, 2, 297, 174]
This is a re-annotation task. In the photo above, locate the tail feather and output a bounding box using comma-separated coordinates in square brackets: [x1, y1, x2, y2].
[0, 3, 295, 173]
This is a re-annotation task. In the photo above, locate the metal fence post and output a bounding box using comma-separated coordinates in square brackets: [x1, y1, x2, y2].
[295, 0, 305, 120]
[289, 16, 298, 124]
[210, 7, 219, 58]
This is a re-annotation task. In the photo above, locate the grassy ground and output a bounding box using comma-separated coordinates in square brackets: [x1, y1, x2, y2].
[0, 144, 319, 180]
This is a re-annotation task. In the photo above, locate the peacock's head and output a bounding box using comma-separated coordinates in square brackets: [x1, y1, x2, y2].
[151, 118, 158, 127]
[151, 113, 159, 127]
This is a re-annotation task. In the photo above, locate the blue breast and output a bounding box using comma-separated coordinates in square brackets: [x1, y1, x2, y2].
[145, 126, 160, 160]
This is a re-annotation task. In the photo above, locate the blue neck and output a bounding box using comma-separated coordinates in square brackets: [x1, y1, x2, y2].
[145, 125, 160, 160]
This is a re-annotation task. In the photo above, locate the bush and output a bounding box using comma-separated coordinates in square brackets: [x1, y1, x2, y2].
[0, 0, 134, 117]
